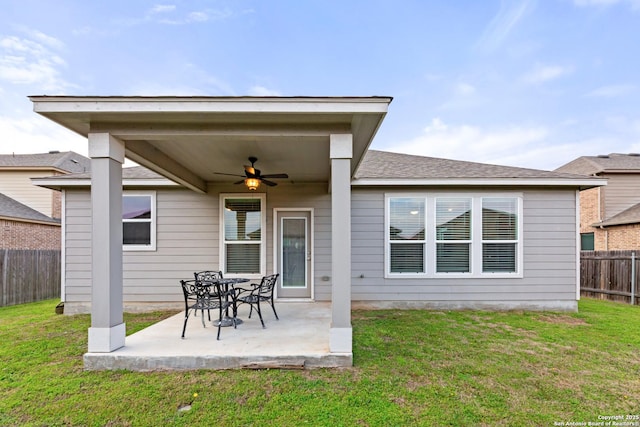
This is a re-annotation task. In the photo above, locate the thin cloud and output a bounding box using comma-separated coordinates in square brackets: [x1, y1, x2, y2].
[438, 85, 484, 111]
[455, 82, 476, 96]
[477, 0, 534, 52]
[0, 33, 74, 92]
[151, 6, 232, 25]
[522, 64, 573, 84]
[248, 85, 282, 96]
[0, 115, 87, 156]
[388, 118, 550, 168]
[150, 4, 176, 14]
[585, 84, 637, 97]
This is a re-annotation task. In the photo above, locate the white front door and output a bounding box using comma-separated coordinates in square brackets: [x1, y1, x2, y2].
[275, 210, 312, 299]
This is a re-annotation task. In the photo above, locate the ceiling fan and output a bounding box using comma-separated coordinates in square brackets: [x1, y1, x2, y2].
[215, 157, 289, 190]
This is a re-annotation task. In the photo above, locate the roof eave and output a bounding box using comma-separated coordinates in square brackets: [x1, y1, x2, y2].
[351, 178, 606, 189]
[31, 177, 180, 190]
[0, 215, 61, 226]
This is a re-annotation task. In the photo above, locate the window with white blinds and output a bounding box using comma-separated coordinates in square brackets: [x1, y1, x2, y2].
[482, 198, 518, 272]
[222, 196, 264, 275]
[386, 194, 521, 277]
[436, 198, 471, 273]
[122, 192, 156, 251]
[389, 198, 425, 273]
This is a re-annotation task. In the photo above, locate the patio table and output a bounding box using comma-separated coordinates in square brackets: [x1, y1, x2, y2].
[204, 278, 249, 327]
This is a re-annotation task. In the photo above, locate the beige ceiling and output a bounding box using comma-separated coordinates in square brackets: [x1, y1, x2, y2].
[30, 96, 392, 193]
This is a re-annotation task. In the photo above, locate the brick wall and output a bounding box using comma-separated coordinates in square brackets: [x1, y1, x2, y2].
[579, 187, 601, 234]
[0, 219, 61, 250]
[600, 224, 640, 250]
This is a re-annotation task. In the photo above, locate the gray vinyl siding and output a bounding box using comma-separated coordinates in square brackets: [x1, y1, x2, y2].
[601, 174, 640, 218]
[64, 188, 219, 304]
[63, 184, 332, 306]
[351, 187, 578, 303]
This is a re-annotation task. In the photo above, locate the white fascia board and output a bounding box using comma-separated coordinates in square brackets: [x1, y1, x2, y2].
[30, 96, 392, 114]
[351, 178, 607, 188]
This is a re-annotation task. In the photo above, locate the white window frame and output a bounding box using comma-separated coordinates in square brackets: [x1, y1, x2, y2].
[219, 193, 266, 279]
[122, 191, 156, 252]
[388, 196, 427, 274]
[385, 192, 523, 278]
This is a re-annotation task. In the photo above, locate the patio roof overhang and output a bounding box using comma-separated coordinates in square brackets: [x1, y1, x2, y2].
[29, 96, 392, 193]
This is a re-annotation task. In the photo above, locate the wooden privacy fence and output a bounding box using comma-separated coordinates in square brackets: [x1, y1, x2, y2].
[581, 250, 638, 305]
[0, 249, 60, 307]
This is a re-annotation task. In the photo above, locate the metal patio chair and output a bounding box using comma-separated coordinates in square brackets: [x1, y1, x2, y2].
[180, 279, 233, 340]
[194, 270, 223, 282]
[234, 273, 279, 328]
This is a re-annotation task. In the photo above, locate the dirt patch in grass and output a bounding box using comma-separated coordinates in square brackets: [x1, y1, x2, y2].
[536, 314, 588, 326]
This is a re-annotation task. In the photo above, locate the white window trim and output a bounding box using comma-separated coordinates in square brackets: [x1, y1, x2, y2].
[123, 191, 156, 252]
[219, 193, 266, 280]
[385, 192, 523, 279]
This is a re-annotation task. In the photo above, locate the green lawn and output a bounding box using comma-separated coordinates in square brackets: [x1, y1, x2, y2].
[1, 298, 639, 426]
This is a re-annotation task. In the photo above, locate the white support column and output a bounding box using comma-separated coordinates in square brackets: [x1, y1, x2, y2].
[87, 133, 126, 353]
[329, 133, 353, 353]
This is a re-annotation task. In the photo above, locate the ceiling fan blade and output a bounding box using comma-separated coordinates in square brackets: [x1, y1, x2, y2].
[261, 173, 288, 179]
[233, 179, 245, 185]
[261, 179, 278, 187]
[214, 172, 245, 177]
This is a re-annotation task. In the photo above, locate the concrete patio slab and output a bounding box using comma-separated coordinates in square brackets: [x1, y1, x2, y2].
[83, 302, 352, 371]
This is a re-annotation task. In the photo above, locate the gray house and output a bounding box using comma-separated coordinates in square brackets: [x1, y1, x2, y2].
[30, 96, 602, 366]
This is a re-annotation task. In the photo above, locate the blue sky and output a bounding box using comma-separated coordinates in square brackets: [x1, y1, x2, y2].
[1, 0, 639, 170]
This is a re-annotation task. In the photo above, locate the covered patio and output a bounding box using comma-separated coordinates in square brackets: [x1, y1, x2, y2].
[30, 96, 391, 370]
[84, 302, 347, 371]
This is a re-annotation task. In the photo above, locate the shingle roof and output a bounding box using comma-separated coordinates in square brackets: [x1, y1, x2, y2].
[0, 193, 60, 224]
[0, 151, 90, 173]
[555, 153, 640, 175]
[596, 202, 640, 227]
[356, 150, 591, 180]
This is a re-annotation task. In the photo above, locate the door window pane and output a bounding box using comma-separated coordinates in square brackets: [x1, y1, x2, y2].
[282, 218, 306, 288]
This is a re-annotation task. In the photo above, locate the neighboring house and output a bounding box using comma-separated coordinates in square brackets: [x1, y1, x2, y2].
[0, 151, 90, 218]
[0, 192, 61, 250]
[0, 151, 90, 250]
[29, 96, 603, 358]
[556, 153, 640, 250]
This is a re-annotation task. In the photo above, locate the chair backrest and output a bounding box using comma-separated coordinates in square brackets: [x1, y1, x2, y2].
[258, 274, 279, 296]
[194, 270, 223, 282]
[181, 279, 223, 300]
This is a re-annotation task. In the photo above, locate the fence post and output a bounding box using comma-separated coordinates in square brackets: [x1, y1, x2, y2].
[1, 250, 6, 307]
[632, 252, 636, 306]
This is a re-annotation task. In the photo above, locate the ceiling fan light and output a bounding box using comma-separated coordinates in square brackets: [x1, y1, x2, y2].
[245, 177, 260, 191]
